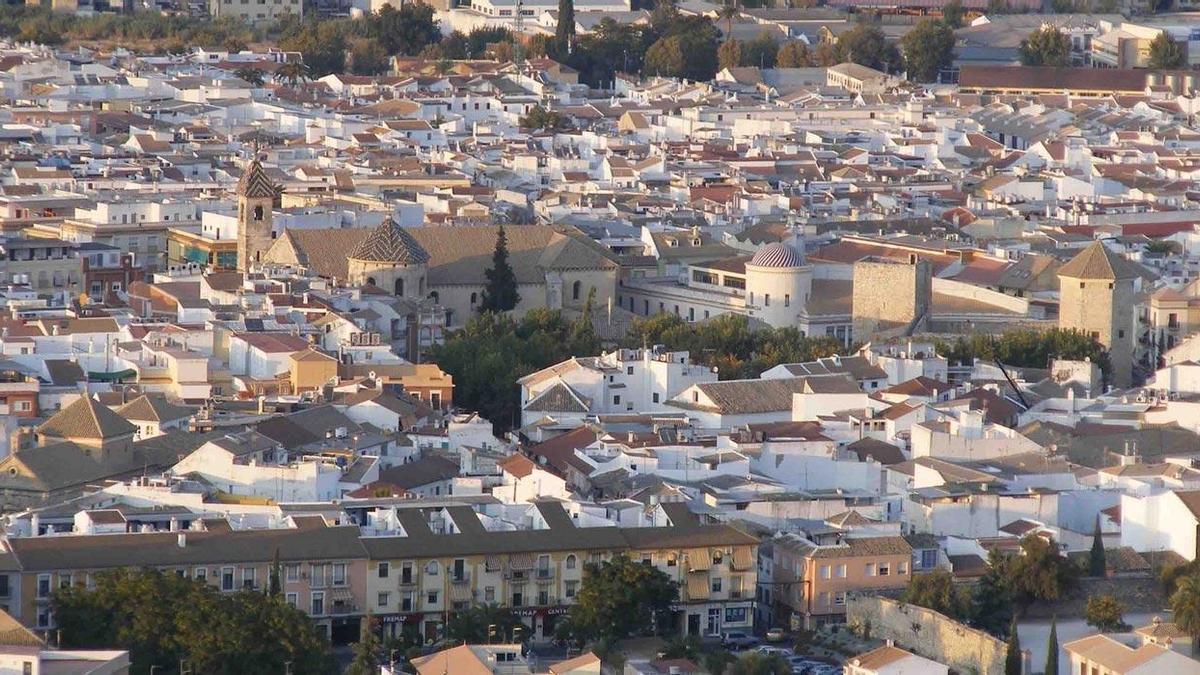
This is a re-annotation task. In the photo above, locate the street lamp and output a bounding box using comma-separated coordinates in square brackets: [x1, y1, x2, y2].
[284, 661, 293, 675]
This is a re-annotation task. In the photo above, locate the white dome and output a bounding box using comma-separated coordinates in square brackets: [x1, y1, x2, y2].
[749, 242, 803, 268]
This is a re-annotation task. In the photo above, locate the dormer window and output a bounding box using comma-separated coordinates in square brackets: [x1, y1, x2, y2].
[668, 239, 678, 247]
[692, 238, 701, 246]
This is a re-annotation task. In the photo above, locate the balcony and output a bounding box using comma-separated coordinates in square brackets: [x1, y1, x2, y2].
[451, 571, 471, 585]
[399, 574, 417, 586]
[535, 568, 554, 581]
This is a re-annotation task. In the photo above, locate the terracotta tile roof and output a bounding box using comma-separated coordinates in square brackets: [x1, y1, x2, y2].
[38, 396, 137, 440]
[1058, 241, 1144, 280]
[349, 218, 430, 264]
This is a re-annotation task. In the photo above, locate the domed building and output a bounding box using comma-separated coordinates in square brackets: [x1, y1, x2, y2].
[345, 218, 430, 300]
[745, 242, 811, 327]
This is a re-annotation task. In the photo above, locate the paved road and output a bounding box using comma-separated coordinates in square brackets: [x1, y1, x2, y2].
[1018, 611, 1163, 673]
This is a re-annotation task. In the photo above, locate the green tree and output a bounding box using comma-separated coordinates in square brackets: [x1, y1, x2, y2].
[370, 3, 440, 56]
[1008, 535, 1077, 606]
[719, 39, 743, 70]
[741, 31, 778, 68]
[835, 23, 901, 72]
[53, 568, 333, 674]
[1148, 31, 1185, 70]
[776, 40, 811, 67]
[1089, 516, 1106, 577]
[348, 617, 382, 675]
[349, 37, 390, 75]
[233, 66, 265, 86]
[971, 549, 1014, 636]
[644, 15, 720, 80]
[269, 547, 282, 596]
[728, 652, 790, 675]
[556, 0, 575, 53]
[279, 21, 342, 78]
[900, 18, 955, 83]
[1084, 595, 1129, 632]
[1171, 573, 1200, 653]
[935, 329, 1111, 383]
[942, 0, 965, 28]
[567, 554, 678, 641]
[520, 105, 571, 131]
[480, 225, 520, 313]
[900, 568, 969, 620]
[718, 2, 739, 39]
[1019, 26, 1070, 67]
[1045, 615, 1059, 675]
[446, 604, 522, 643]
[1004, 616, 1022, 675]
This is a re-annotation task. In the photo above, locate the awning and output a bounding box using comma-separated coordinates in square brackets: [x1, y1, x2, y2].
[87, 369, 137, 382]
[686, 573, 710, 601]
[686, 549, 710, 572]
[485, 556, 503, 572]
[731, 547, 753, 571]
[509, 553, 536, 570]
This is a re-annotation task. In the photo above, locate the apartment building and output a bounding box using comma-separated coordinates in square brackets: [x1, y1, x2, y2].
[360, 501, 757, 643]
[3, 516, 369, 644]
[0, 501, 756, 648]
[772, 535, 912, 628]
[0, 238, 82, 296]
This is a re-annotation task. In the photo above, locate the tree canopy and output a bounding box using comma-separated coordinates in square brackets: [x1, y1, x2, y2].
[900, 18, 955, 83]
[1019, 26, 1070, 67]
[623, 313, 843, 380]
[1084, 595, 1129, 632]
[900, 568, 970, 620]
[1148, 31, 1185, 70]
[835, 23, 901, 72]
[565, 554, 678, 641]
[53, 568, 333, 675]
[935, 329, 1110, 381]
[430, 309, 601, 432]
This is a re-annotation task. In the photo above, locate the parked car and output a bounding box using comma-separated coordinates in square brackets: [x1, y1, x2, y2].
[756, 645, 790, 656]
[721, 631, 759, 649]
[765, 627, 786, 642]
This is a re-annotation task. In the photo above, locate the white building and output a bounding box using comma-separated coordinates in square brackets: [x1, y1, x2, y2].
[1121, 489, 1200, 561]
[518, 347, 717, 427]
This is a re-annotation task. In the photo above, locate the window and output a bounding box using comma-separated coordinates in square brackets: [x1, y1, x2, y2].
[194, 568, 207, 583]
[37, 574, 50, 598]
[378, 592, 390, 607]
[378, 562, 390, 578]
[565, 580, 578, 598]
[427, 591, 439, 605]
[332, 563, 347, 586]
[394, 279, 404, 296]
[764, 294, 770, 306]
[613, 395, 621, 405]
[285, 593, 298, 608]
[485, 586, 495, 602]
[711, 578, 722, 593]
[878, 563, 890, 576]
[834, 591, 846, 606]
[253, 205, 264, 221]
[221, 567, 235, 591]
[311, 592, 325, 615]
[818, 591, 830, 607]
[785, 294, 790, 307]
[897, 561, 908, 575]
[401, 593, 415, 612]
[59, 573, 72, 589]
[820, 565, 831, 580]
[865, 563, 876, 577]
[242, 567, 257, 589]
[572, 280, 582, 301]
[835, 564, 846, 579]
[285, 564, 299, 582]
[426, 561, 439, 576]
[653, 393, 660, 403]
[310, 564, 325, 588]
[920, 549, 938, 569]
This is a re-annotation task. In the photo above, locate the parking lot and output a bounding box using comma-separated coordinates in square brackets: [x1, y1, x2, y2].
[724, 643, 843, 675]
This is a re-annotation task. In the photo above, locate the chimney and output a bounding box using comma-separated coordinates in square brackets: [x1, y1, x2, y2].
[177, 533, 187, 548]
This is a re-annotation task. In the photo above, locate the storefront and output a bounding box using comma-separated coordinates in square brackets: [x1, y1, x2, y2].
[675, 601, 754, 637]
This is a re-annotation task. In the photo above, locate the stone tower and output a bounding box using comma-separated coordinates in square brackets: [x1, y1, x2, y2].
[745, 242, 811, 328]
[1058, 241, 1140, 388]
[346, 218, 430, 299]
[236, 158, 280, 274]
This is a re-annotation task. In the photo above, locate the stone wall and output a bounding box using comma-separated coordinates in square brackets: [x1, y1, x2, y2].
[1021, 575, 1164, 619]
[846, 595, 1008, 675]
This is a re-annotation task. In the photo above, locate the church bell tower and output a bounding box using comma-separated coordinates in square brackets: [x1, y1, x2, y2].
[236, 158, 280, 274]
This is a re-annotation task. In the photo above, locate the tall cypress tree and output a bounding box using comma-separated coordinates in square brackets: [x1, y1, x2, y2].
[1005, 616, 1022, 675]
[268, 547, 282, 596]
[555, 0, 575, 53]
[1045, 615, 1059, 675]
[1089, 515, 1107, 577]
[481, 225, 520, 313]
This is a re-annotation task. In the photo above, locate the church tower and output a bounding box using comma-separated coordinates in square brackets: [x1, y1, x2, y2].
[236, 158, 280, 274]
[1058, 241, 1140, 388]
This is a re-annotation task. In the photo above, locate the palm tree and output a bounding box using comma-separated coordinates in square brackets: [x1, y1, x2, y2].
[1171, 573, 1200, 654]
[274, 61, 311, 88]
[718, 2, 739, 41]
